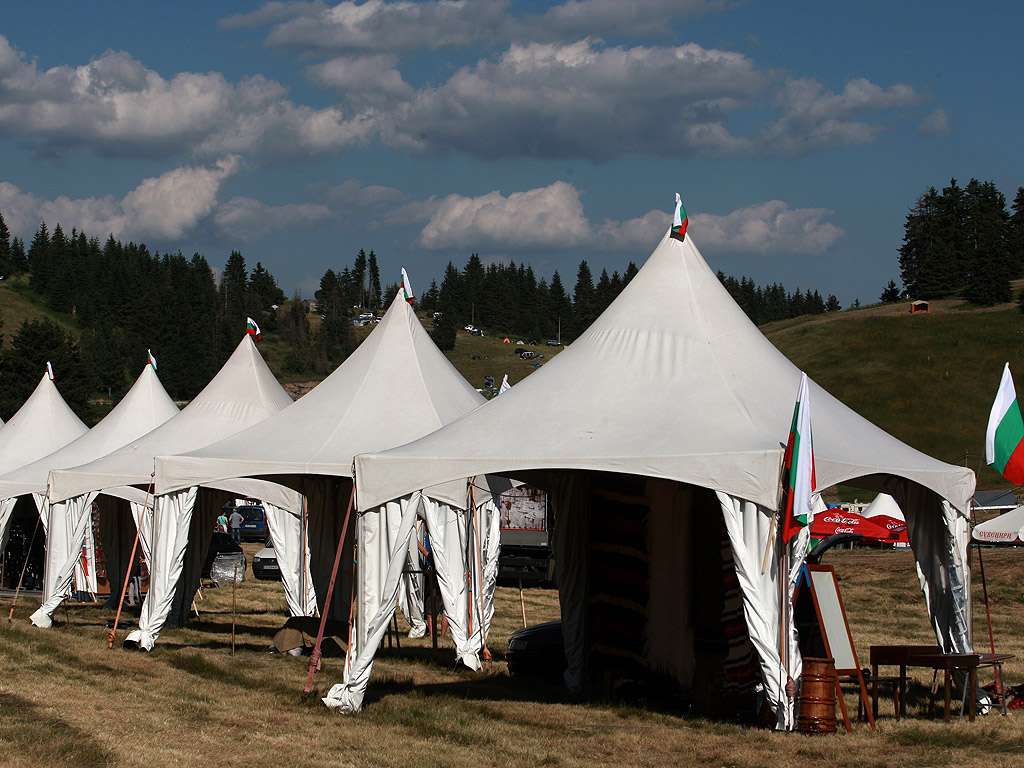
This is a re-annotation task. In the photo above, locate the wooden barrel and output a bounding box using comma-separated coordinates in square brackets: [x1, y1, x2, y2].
[797, 657, 837, 734]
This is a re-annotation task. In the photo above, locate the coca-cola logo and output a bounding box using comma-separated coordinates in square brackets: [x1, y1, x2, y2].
[822, 514, 859, 525]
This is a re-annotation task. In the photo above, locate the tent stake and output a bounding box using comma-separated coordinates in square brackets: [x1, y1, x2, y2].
[7, 513, 41, 622]
[304, 483, 356, 695]
[109, 476, 153, 649]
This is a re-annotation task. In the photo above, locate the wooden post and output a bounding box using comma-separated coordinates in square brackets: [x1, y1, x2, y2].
[231, 561, 238, 657]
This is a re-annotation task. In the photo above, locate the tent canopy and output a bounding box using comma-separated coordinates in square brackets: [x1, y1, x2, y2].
[0, 372, 88, 477]
[973, 504, 1024, 543]
[0, 364, 178, 500]
[354, 231, 975, 513]
[49, 336, 300, 511]
[155, 294, 487, 501]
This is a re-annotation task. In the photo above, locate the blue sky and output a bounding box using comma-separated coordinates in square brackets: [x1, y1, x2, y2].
[1, 1, 1021, 307]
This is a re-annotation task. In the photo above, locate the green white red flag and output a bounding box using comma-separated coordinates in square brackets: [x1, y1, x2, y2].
[46, 361, 54, 381]
[246, 317, 261, 341]
[401, 268, 414, 304]
[781, 372, 816, 543]
[147, 349, 157, 371]
[670, 192, 689, 242]
[986, 363, 1024, 484]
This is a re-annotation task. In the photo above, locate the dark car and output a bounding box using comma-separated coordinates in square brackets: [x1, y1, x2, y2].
[546, 340, 562, 347]
[506, 621, 566, 682]
[236, 505, 267, 541]
[202, 531, 243, 578]
[252, 543, 281, 581]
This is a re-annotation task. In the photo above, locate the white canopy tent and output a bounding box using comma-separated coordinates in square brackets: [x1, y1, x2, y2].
[354, 227, 976, 728]
[48, 335, 314, 644]
[0, 363, 180, 627]
[972, 504, 1024, 543]
[861, 492, 905, 521]
[156, 294, 506, 711]
[0, 371, 89, 560]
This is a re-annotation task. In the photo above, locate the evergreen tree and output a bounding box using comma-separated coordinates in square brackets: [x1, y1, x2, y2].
[0, 319, 95, 421]
[880, 280, 901, 303]
[571, 260, 596, 340]
[367, 250, 382, 309]
[27, 221, 51, 295]
[352, 249, 368, 308]
[1009, 187, 1024, 279]
[825, 294, 842, 312]
[548, 271, 572, 341]
[963, 180, 1012, 305]
[0, 210, 10, 276]
[432, 262, 463, 350]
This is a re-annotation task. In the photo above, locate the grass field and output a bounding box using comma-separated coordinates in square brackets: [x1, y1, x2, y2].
[2, 544, 1022, 768]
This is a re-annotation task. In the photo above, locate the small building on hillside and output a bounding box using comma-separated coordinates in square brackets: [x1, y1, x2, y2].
[910, 300, 930, 314]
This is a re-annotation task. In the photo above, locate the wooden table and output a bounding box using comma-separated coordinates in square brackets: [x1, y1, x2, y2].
[869, 644, 940, 720]
[871, 645, 1014, 722]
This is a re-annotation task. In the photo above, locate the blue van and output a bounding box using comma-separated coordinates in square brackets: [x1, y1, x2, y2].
[236, 505, 267, 541]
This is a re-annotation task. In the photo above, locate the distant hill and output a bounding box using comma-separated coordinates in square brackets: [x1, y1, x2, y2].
[764, 297, 1024, 490]
[0, 275, 79, 348]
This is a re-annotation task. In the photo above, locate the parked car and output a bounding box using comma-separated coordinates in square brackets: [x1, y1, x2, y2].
[506, 621, 566, 682]
[236, 505, 267, 541]
[546, 339, 562, 347]
[202, 532, 243, 578]
[252, 542, 280, 581]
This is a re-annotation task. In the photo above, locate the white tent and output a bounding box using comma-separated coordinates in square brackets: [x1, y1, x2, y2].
[862, 492, 905, 521]
[155, 294, 505, 710]
[0, 371, 89, 556]
[972, 504, 1024, 543]
[48, 335, 313, 642]
[353, 227, 976, 728]
[0, 363, 180, 627]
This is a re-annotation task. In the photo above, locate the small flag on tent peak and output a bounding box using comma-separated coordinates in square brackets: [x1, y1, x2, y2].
[781, 372, 815, 543]
[986, 362, 1024, 485]
[246, 317, 262, 341]
[46, 361, 54, 381]
[498, 374, 511, 394]
[670, 192, 689, 242]
[147, 350, 157, 371]
[401, 268, 414, 304]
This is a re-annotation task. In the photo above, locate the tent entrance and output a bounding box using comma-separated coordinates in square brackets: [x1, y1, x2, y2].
[571, 473, 760, 718]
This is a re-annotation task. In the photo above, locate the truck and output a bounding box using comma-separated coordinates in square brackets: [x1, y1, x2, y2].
[498, 486, 555, 585]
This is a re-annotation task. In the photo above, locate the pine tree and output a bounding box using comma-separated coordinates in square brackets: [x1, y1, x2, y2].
[1007, 187, 1024, 279]
[352, 249, 368, 308]
[963, 180, 1011, 305]
[571, 260, 596, 340]
[0, 210, 10, 276]
[367, 250, 382, 309]
[880, 280, 901, 303]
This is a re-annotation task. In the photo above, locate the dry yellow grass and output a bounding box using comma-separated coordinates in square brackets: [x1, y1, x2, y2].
[1, 545, 1022, 768]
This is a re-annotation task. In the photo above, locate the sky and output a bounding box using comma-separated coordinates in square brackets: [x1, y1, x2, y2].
[1, 1, 1021, 307]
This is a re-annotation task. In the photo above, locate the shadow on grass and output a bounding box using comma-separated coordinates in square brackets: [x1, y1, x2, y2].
[0, 691, 112, 766]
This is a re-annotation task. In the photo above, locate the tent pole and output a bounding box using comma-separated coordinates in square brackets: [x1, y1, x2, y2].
[470, 482, 490, 663]
[7, 513, 41, 622]
[304, 482, 356, 695]
[109, 476, 153, 648]
[968, 463, 1002, 702]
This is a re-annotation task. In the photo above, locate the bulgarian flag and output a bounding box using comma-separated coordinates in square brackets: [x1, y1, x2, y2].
[246, 317, 261, 341]
[986, 363, 1024, 484]
[147, 349, 157, 371]
[781, 372, 816, 543]
[670, 192, 689, 242]
[401, 268, 414, 304]
[46, 361, 54, 381]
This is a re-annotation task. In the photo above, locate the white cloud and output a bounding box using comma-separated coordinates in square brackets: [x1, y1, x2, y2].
[253, 0, 512, 55]
[690, 201, 844, 255]
[522, 0, 727, 40]
[918, 108, 950, 136]
[0, 157, 241, 241]
[306, 54, 412, 102]
[214, 197, 332, 241]
[760, 77, 926, 155]
[0, 36, 374, 161]
[411, 182, 844, 256]
[383, 39, 762, 161]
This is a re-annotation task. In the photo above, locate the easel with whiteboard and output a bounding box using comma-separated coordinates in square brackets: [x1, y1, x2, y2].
[794, 564, 875, 731]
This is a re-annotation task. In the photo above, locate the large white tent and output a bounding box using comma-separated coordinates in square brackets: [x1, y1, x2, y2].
[155, 294, 506, 709]
[353, 226, 976, 727]
[48, 335, 314, 641]
[0, 370, 89, 556]
[1, 363, 180, 627]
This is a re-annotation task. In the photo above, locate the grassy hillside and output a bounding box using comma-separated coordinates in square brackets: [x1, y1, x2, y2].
[765, 300, 1024, 490]
[0, 274, 79, 348]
